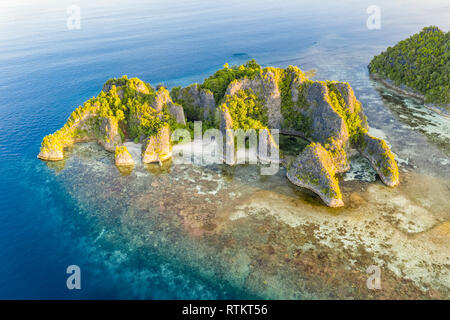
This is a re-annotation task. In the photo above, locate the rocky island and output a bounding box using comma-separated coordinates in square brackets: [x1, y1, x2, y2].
[38, 61, 399, 207]
[369, 26, 449, 116]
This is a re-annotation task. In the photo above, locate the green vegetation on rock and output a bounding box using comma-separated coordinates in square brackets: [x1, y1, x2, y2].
[326, 81, 365, 144]
[115, 145, 129, 158]
[220, 89, 267, 130]
[278, 67, 313, 135]
[287, 142, 343, 207]
[39, 76, 183, 161]
[202, 60, 262, 104]
[170, 84, 203, 121]
[39, 60, 400, 207]
[369, 26, 449, 106]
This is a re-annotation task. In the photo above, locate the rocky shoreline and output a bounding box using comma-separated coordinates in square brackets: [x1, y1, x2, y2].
[370, 75, 450, 119]
[38, 62, 400, 207]
[59, 142, 450, 299]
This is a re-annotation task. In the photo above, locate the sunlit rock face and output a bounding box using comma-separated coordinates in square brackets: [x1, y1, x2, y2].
[97, 116, 122, 152]
[225, 69, 282, 129]
[37, 104, 121, 161]
[55, 140, 450, 299]
[115, 146, 134, 167]
[38, 61, 400, 207]
[302, 81, 350, 173]
[37, 147, 64, 161]
[172, 84, 216, 121]
[142, 126, 171, 164]
[218, 105, 235, 164]
[368, 26, 449, 115]
[333, 82, 369, 130]
[287, 142, 344, 207]
[216, 64, 398, 206]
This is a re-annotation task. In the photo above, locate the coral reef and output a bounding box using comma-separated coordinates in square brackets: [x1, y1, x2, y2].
[142, 125, 172, 165]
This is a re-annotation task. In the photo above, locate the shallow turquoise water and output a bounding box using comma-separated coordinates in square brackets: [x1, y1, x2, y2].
[0, 0, 448, 299]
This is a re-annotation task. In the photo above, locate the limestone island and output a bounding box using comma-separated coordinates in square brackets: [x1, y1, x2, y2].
[38, 60, 399, 207]
[369, 26, 449, 117]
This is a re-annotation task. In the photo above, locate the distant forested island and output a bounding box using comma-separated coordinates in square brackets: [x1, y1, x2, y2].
[369, 26, 449, 111]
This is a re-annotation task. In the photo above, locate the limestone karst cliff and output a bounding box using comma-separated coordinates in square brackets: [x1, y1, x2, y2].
[38, 76, 183, 166]
[38, 61, 399, 207]
[115, 145, 134, 166]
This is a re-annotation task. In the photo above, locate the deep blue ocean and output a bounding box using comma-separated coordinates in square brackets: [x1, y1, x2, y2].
[0, 0, 448, 299]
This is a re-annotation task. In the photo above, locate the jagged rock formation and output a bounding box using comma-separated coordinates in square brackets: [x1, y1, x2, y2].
[369, 26, 449, 109]
[224, 70, 282, 129]
[201, 62, 398, 207]
[219, 105, 235, 164]
[102, 78, 150, 96]
[151, 88, 186, 125]
[115, 146, 134, 166]
[356, 131, 399, 187]
[218, 88, 279, 165]
[142, 125, 171, 165]
[286, 143, 344, 207]
[39, 76, 182, 167]
[38, 61, 399, 207]
[172, 84, 216, 121]
[37, 102, 122, 161]
[38, 146, 65, 161]
[167, 102, 186, 126]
